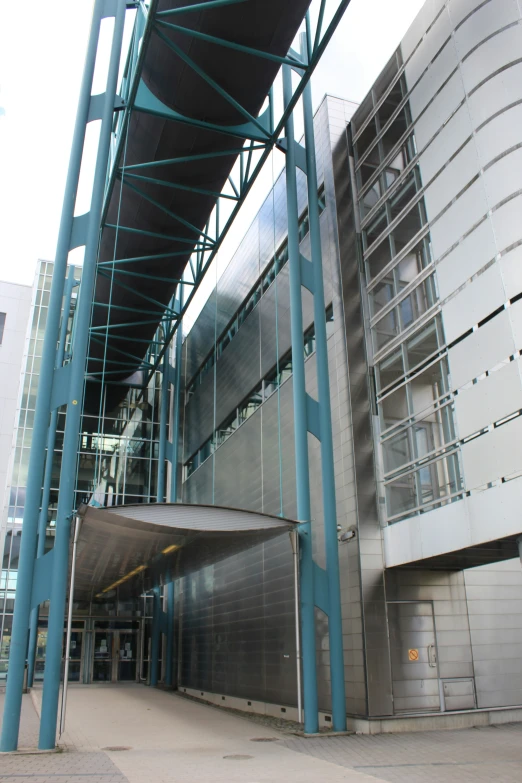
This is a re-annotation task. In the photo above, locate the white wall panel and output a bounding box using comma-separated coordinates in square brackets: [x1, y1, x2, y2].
[500, 245, 522, 300]
[468, 476, 522, 545]
[467, 61, 522, 128]
[462, 415, 522, 489]
[454, 358, 522, 438]
[385, 477, 522, 568]
[508, 298, 522, 349]
[436, 217, 497, 299]
[448, 310, 515, 389]
[475, 103, 522, 169]
[429, 177, 488, 259]
[418, 103, 473, 183]
[448, 0, 485, 29]
[409, 38, 459, 120]
[442, 263, 506, 343]
[491, 194, 522, 253]
[453, 0, 519, 60]
[383, 499, 470, 567]
[405, 7, 452, 88]
[413, 70, 465, 145]
[402, 0, 448, 62]
[423, 139, 480, 220]
[483, 148, 522, 210]
[460, 23, 522, 93]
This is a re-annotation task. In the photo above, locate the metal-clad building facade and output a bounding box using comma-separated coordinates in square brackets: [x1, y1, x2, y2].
[177, 0, 522, 725]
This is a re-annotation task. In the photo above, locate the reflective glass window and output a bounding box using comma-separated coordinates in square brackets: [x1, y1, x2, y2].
[360, 180, 382, 219]
[386, 472, 416, 518]
[366, 238, 392, 282]
[238, 385, 262, 424]
[405, 319, 439, 372]
[380, 105, 411, 159]
[389, 200, 426, 257]
[374, 308, 400, 351]
[388, 171, 417, 222]
[382, 428, 412, 474]
[370, 277, 394, 316]
[379, 383, 408, 434]
[363, 206, 387, 249]
[376, 74, 405, 127]
[377, 348, 404, 392]
[355, 117, 378, 163]
[352, 93, 373, 136]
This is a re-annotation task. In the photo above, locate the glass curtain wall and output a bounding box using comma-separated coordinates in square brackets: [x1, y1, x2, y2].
[352, 50, 463, 524]
[0, 261, 161, 678]
[0, 261, 81, 678]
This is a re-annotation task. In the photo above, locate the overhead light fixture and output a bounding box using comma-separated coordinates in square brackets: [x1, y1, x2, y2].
[161, 544, 180, 555]
[97, 564, 147, 596]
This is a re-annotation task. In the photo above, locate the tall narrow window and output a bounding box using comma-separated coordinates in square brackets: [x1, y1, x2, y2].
[0, 312, 5, 345]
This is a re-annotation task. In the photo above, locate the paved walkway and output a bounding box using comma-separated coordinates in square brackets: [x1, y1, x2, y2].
[284, 723, 522, 782]
[0, 684, 521, 782]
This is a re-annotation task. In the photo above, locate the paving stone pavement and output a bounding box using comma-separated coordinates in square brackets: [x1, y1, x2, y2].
[1, 684, 522, 782]
[0, 691, 128, 783]
[282, 721, 522, 782]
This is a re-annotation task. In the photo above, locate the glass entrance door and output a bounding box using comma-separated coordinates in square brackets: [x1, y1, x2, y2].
[117, 631, 137, 681]
[92, 631, 113, 682]
[62, 631, 84, 681]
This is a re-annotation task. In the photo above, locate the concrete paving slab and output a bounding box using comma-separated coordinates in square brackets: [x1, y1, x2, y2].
[49, 684, 385, 783]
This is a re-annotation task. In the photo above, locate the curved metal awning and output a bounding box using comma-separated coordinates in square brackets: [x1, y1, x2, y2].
[74, 503, 296, 602]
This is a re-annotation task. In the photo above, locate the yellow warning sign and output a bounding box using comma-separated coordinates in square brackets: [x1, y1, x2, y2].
[408, 648, 419, 661]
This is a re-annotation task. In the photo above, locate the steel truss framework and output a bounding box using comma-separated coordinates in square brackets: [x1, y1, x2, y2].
[1, 0, 351, 752]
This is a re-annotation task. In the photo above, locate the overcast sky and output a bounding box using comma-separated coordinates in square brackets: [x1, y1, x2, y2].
[0, 0, 425, 291]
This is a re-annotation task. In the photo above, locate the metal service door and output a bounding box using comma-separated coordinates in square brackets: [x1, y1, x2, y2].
[388, 601, 440, 713]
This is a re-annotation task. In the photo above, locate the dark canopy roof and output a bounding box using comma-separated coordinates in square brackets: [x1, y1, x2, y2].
[74, 503, 296, 602]
[87, 0, 311, 410]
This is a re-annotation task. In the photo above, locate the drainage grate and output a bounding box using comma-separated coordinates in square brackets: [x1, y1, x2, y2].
[250, 737, 279, 743]
[223, 754, 253, 760]
[102, 746, 132, 751]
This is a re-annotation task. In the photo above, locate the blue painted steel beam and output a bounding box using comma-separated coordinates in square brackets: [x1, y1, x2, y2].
[165, 581, 175, 687]
[38, 0, 127, 751]
[150, 587, 161, 686]
[0, 0, 108, 753]
[156, 19, 307, 69]
[282, 63, 319, 735]
[27, 268, 77, 689]
[156, 332, 170, 503]
[302, 74, 347, 732]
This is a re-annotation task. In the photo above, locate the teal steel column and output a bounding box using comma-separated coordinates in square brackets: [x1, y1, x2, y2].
[156, 338, 170, 502]
[150, 587, 161, 687]
[170, 292, 183, 502]
[38, 1, 127, 751]
[302, 79, 347, 732]
[165, 581, 175, 687]
[282, 64, 319, 734]
[0, 1, 106, 753]
[27, 268, 77, 688]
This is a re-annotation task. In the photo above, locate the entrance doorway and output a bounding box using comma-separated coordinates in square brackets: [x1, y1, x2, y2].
[91, 630, 139, 682]
[387, 600, 441, 713]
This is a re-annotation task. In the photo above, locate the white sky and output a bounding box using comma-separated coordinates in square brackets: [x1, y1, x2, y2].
[0, 0, 425, 299]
